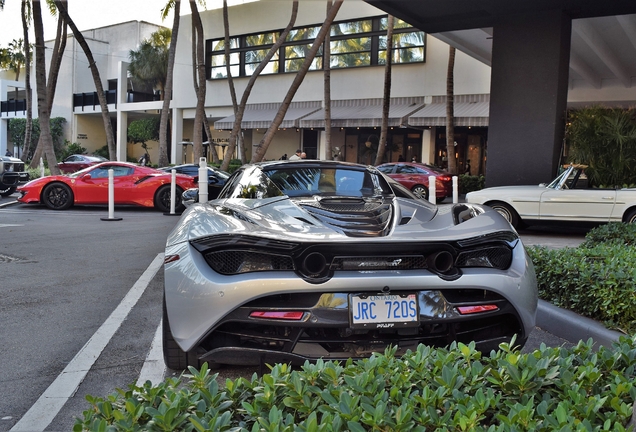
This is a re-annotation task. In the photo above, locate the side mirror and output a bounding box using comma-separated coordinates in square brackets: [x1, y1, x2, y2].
[182, 188, 199, 208]
[81, 173, 92, 180]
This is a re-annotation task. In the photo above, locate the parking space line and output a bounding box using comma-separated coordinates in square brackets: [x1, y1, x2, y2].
[10, 253, 164, 432]
[136, 320, 166, 387]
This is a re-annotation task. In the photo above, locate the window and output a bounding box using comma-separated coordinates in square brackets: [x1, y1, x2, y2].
[206, 15, 425, 79]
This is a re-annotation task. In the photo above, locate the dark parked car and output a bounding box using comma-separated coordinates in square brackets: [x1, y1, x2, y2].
[0, 155, 29, 197]
[376, 162, 453, 203]
[159, 164, 229, 200]
[162, 159, 537, 370]
[58, 154, 108, 173]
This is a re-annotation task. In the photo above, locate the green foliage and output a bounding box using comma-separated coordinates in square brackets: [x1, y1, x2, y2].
[59, 141, 87, 161]
[26, 167, 51, 180]
[75, 338, 636, 431]
[127, 118, 160, 147]
[7, 117, 67, 158]
[93, 145, 110, 159]
[580, 222, 636, 248]
[128, 28, 171, 98]
[527, 223, 636, 333]
[459, 174, 485, 194]
[566, 106, 636, 187]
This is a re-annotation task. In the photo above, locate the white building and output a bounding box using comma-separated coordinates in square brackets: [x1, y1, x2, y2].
[2, 2, 493, 172]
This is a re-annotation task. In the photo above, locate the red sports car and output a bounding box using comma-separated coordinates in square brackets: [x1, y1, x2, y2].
[17, 162, 196, 212]
[57, 154, 108, 173]
[376, 162, 453, 203]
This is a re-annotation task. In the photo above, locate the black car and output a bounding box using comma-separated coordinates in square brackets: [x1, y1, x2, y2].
[159, 164, 230, 200]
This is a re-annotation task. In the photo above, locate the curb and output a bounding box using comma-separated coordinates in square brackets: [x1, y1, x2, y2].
[537, 299, 624, 349]
[0, 198, 19, 208]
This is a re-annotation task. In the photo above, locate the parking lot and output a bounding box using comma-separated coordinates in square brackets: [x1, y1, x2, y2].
[0, 198, 585, 431]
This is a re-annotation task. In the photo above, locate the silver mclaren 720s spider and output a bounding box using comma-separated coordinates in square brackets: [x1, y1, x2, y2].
[163, 160, 537, 370]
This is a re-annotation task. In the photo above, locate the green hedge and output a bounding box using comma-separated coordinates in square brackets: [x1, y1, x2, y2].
[459, 174, 485, 194]
[74, 338, 636, 431]
[527, 223, 636, 334]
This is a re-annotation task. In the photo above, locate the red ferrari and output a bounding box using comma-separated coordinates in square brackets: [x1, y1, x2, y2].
[17, 162, 197, 212]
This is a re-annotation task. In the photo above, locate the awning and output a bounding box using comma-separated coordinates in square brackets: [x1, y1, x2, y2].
[406, 94, 490, 127]
[213, 101, 322, 130]
[298, 97, 426, 128]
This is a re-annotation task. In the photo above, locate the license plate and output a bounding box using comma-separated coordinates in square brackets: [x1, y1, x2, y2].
[350, 293, 419, 329]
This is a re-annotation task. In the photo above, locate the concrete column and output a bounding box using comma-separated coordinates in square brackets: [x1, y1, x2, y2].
[171, 108, 184, 165]
[0, 119, 8, 155]
[420, 128, 435, 164]
[486, 11, 571, 187]
[116, 111, 127, 162]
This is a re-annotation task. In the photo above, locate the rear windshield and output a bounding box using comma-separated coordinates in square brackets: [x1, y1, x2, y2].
[264, 167, 389, 198]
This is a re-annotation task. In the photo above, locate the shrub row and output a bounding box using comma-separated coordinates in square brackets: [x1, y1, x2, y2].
[458, 174, 485, 194]
[74, 338, 636, 431]
[527, 223, 636, 334]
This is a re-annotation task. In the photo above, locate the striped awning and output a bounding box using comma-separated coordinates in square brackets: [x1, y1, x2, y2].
[298, 97, 426, 128]
[407, 94, 490, 127]
[213, 101, 321, 130]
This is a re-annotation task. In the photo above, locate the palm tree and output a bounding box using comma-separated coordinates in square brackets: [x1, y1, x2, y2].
[20, 0, 33, 163]
[374, 15, 394, 166]
[29, 0, 67, 166]
[219, 1, 299, 172]
[53, 1, 116, 160]
[128, 28, 170, 100]
[158, 0, 180, 168]
[31, 0, 59, 174]
[445, 46, 457, 174]
[324, 1, 333, 160]
[189, 0, 207, 162]
[222, 0, 244, 164]
[252, 0, 343, 162]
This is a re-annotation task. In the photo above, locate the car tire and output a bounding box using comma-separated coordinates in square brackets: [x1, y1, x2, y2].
[411, 185, 429, 200]
[41, 182, 74, 210]
[488, 202, 520, 229]
[624, 208, 636, 223]
[0, 186, 16, 197]
[436, 196, 447, 204]
[154, 185, 184, 213]
[162, 297, 216, 370]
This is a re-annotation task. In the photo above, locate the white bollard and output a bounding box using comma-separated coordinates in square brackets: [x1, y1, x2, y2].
[453, 176, 459, 203]
[428, 175, 436, 204]
[100, 168, 122, 221]
[198, 157, 209, 204]
[170, 169, 177, 214]
[40, 157, 45, 178]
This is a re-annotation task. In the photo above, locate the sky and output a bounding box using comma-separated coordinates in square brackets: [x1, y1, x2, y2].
[0, 0, 255, 49]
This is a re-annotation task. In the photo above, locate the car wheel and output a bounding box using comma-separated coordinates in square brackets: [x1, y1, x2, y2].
[488, 202, 520, 229]
[41, 183, 74, 210]
[0, 186, 16, 197]
[436, 196, 447, 204]
[411, 185, 429, 200]
[154, 185, 184, 213]
[624, 208, 636, 223]
[162, 297, 216, 370]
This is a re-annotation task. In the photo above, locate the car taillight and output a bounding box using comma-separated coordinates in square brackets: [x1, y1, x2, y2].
[250, 311, 304, 320]
[457, 305, 499, 315]
[438, 176, 452, 182]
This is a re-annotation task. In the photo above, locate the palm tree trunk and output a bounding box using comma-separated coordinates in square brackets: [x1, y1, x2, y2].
[30, 8, 67, 167]
[189, 0, 207, 162]
[252, 1, 343, 162]
[222, 0, 242, 163]
[158, 0, 180, 168]
[324, 1, 333, 160]
[31, 0, 59, 174]
[220, 1, 299, 171]
[375, 15, 394, 166]
[446, 46, 457, 174]
[54, 1, 116, 160]
[20, 0, 33, 163]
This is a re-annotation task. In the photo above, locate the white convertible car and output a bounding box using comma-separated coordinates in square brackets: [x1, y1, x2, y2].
[466, 164, 636, 229]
